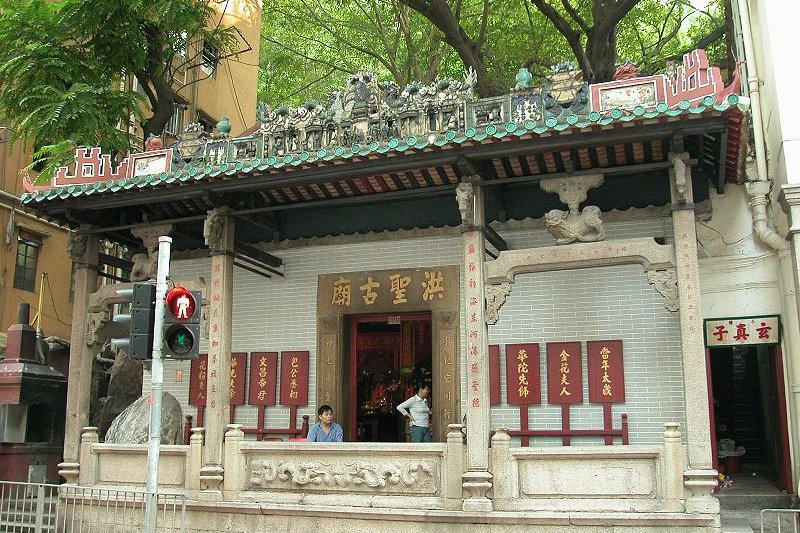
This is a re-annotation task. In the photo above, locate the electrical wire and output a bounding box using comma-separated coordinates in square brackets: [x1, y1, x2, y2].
[697, 219, 753, 246]
[45, 275, 72, 327]
[225, 57, 247, 128]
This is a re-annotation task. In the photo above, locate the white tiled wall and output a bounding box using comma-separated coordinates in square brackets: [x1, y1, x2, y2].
[152, 216, 684, 446]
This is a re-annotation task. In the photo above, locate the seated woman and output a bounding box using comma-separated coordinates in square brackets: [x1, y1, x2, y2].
[306, 404, 344, 442]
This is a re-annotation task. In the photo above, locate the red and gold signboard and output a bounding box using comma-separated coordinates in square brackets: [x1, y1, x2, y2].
[189, 354, 208, 405]
[546, 342, 583, 404]
[587, 340, 625, 403]
[506, 343, 541, 405]
[189, 353, 247, 406]
[280, 351, 309, 406]
[248, 352, 278, 406]
[489, 345, 501, 405]
[704, 315, 780, 347]
[230, 352, 247, 406]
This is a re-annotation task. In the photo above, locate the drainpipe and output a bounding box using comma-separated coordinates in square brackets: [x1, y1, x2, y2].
[735, 0, 788, 252]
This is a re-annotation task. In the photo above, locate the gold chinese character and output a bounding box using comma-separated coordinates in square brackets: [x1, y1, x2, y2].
[518, 385, 529, 398]
[291, 357, 299, 368]
[444, 336, 452, 347]
[257, 390, 267, 401]
[444, 373, 452, 384]
[258, 378, 267, 388]
[331, 276, 352, 306]
[602, 372, 611, 384]
[602, 384, 612, 396]
[389, 274, 411, 304]
[517, 349, 527, 361]
[259, 357, 268, 368]
[290, 390, 298, 399]
[517, 362, 528, 374]
[359, 276, 380, 305]
[442, 409, 451, 419]
[518, 374, 528, 386]
[560, 374, 569, 385]
[421, 271, 445, 301]
[559, 386, 571, 396]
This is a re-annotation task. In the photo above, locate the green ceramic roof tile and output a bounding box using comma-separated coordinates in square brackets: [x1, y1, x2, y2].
[20, 97, 747, 204]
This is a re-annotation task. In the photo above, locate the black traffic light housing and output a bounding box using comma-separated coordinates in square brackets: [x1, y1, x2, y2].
[163, 287, 201, 360]
[111, 283, 156, 359]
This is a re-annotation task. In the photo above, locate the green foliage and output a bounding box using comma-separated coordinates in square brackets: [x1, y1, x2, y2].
[0, 0, 239, 176]
[259, 0, 727, 104]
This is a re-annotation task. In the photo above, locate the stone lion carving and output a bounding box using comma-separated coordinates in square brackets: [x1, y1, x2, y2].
[545, 206, 605, 245]
[129, 252, 156, 282]
[67, 233, 88, 262]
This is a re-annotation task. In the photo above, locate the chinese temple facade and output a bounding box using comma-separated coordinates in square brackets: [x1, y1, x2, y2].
[20, 49, 798, 532]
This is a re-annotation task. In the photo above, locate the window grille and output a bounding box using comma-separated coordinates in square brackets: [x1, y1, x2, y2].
[13, 232, 42, 292]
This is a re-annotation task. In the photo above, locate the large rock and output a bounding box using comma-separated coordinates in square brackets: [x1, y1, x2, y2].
[98, 354, 143, 439]
[104, 392, 183, 445]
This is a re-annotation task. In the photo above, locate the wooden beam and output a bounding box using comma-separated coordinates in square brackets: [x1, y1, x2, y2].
[483, 224, 509, 252]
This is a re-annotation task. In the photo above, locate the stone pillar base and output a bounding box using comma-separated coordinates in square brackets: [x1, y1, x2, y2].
[462, 470, 493, 512]
[684, 468, 720, 514]
[199, 464, 225, 498]
[57, 462, 80, 485]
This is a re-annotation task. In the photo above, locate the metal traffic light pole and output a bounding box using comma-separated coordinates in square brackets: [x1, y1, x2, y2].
[145, 236, 172, 533]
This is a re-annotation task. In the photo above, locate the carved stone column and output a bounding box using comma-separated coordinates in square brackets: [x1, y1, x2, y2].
[670, 153, 718, 513]
[199, 207, 235, 499]
[58, 228, 99, 483]
[457, 180, 493, 512]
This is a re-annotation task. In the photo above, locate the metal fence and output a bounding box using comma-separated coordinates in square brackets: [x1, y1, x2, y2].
[0, 481, 185, 533]
[761, 508, 800, 533]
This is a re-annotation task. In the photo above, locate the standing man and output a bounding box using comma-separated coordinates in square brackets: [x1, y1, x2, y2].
[397, 384, 431, 442]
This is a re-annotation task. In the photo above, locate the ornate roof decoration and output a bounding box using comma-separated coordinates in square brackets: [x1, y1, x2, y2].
[22, 49, 745, 202]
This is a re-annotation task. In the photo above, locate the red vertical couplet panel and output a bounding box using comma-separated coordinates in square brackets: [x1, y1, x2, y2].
[280, 351, 310, 406]
[489, 345, 501, 405]
[189, 354, 208, 406]
[230, 352, 247, 406]
[546, 342, 583, 404]
[506, 343, 541, 405]
[587, 340, 625, 403]
[248, 352, 278, 406]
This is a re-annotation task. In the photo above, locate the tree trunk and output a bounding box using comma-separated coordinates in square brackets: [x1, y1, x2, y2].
[139, 73, 176, 140]
[585, 28, 618, 83]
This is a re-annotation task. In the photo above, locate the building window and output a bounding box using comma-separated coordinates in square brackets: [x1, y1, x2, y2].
[165, 103, 187, 135]
[201, 41, 218, 78]
[13, 232, 42, 292]
[197, 112, 216, 134]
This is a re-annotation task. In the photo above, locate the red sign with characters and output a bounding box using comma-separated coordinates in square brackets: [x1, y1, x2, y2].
[189, 353, 247, 406]
[506, 343, 541, 405]
[189, 354, 209, 405]
[587, 340, 625, 403]
[546, 342, 583, 404]
[280, 351, 309, 406]
[489, 345, 501, 405]
[248, 352, 278, 406]
[230, 352, 247, 405]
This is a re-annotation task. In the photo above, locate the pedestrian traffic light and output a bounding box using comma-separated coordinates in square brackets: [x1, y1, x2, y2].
[163, 287, 201, 360]
[111, 283, 156, 360]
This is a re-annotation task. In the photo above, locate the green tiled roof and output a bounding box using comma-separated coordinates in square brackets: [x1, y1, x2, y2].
[21, 94, 745, 205]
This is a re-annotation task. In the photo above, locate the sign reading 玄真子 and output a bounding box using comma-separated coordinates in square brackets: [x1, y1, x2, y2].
[704, 316, 780, 347]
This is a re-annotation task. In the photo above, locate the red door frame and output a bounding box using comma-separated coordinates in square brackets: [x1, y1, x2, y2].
[348, 312, 431, 441]
[773, 347, 793, 493]
[706, 345, 793, 493]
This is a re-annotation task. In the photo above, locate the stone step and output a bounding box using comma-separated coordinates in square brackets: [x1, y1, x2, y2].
[716, 492, 797, 510]
[720, 517, 753, 533]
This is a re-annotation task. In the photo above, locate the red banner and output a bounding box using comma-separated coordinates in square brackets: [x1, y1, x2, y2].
[189, 353, 247, 406]
[546, 342, 583, 404]
[189, 354, 208, 406]
[230, 353, 247, 405]
[280, 351, 309, 406]
[587, 340, 625, 403]
[248, 352, 278, 406]
[506, 343, 541, 405]
[489, 345, 501, 405]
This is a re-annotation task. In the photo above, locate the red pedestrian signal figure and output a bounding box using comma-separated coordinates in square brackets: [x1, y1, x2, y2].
[164, 287, 201, 359]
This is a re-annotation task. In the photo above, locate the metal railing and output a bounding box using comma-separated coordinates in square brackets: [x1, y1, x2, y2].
[0, 481, 185, 533]
[761, 508, 800, 533]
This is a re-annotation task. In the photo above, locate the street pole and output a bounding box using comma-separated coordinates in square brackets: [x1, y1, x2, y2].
[144, 236, 171, 533]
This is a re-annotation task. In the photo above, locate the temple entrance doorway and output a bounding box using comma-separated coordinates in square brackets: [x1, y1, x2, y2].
[709, 345, 792, 493]
[348, 313, 432, 442]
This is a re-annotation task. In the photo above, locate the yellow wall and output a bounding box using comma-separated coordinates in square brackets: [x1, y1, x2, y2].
[0, 139, 73, 341]
[177, 0, 261, 135]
